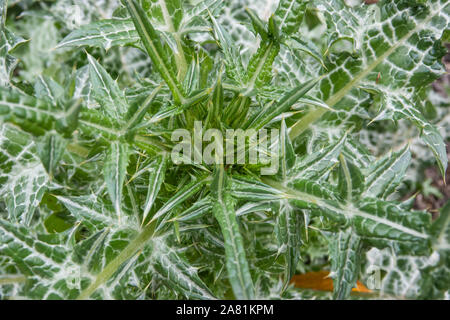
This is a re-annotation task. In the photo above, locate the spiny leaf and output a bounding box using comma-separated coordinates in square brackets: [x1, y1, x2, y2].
[56, 195, 121, 231]
[212, 165, 254, 299]
[145, 0, 184, 33]
[205, 74, 223, 129]
[0, 219, 81, 299]
[289, 0, 449, 175]
[0, 4, 27, 87]
[431, 201, 450, 251]
[151, 238, 215, 299]
[278, 118, 295, 180]
[328, 228, 362, 300]
[125, 0, 184, 104]
[209, 11, 245, 85]
[274, 0, 307, 36]
[288, 134, 346, 181]
[57, 19, 140, 50]
[0, 124, 48, 225]
[34, 76, 64, 105]
[87, 54, 128, 119]
[362, 146, 411, 199]
[152, 178, 207, 230]
[142, 155, 166, 224]
[124, 84, 162, 135]
[169, 198, 212, 222]
[103, 141, 130, 222]
[0, 87, 59, 133]
[245, 39, 280, 91]
[338, 154, 364, 202]
[275, 200, 302, 289]
[245, 7, 268, 40]
[244, 76, 322, 130]
[265, 178, 432, 242]
[36, 131, 67, 178]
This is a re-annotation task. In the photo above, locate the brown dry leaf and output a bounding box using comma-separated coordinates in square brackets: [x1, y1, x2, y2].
[290, 271, 371, 293]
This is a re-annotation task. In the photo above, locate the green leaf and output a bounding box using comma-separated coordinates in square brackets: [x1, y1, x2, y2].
[275, 200, 302, 289]
[169, 198, 212, 222]
[328, 228, 362, 300]
[245, 30, 280, 91]
[146, 0, 188, 76]
[56, 195, 121, 231]
[338, 154, 364, 202]
[182, 57, 200, 95]
[231, 175, 287, 202]
[212, 166, 254, 299]
[274, 0, 307, 36]
[103, 141, 130, 222]
[0, 5, 27, 87]
[432, 201, 450, 251]
[371, 94, 447, 178]
[36, 131, 67, 178]
[288, 134, 346, 181]
[123, 84, 162, 134]
[205, 74, 223, 129]
[57, 19, 140, 50]
[125, 0, 184, 104]
[278, 118, 295, 180]
[34, 76, 64, 105]
[289, 0, 449, 175]
[0, 218, 142, 300]
[142, 155, 166, 224]
[0, 124, 48, 225]
[290, 37, 326, 69]
[145, 0, 184, 32]
[152, 178, 207, 230]
[151, 238, 215, 299]
[244, 76, 322, 130]
[264, 178, 432, 242]
[245, 7, 268, 40]
[0, 0, 5, 25]
[78, 108, 123, 141]
[87, 54, 129, 119]
[0, 219, 81, 299]
[0, 87, 58, 133]
[209, 12, 245, 85]
[362, 146, 411, 199]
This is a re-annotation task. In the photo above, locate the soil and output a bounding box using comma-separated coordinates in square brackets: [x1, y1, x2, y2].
[413, 143, 450, 218]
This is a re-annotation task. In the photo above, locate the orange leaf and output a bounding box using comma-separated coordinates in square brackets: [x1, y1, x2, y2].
[290, 271, 371, 293]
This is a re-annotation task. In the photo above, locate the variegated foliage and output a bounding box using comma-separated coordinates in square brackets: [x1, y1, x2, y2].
[0, 0, 449, 300]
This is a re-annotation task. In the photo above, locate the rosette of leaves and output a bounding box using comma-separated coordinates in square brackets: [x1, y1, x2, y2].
[0, 0, 449, 300]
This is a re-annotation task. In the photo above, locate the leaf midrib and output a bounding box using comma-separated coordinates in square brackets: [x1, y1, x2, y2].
[289, 4, 445, 140]
[263, 178, 429, 239]
[126, 0, 184, 104]
[215, 167, 252, 299]
[157, 0, 187, 78]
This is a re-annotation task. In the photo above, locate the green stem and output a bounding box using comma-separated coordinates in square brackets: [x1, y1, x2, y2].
[289, 108, 325, 140]
[67, 143, 91, 158]
[0, 275, 27, 285]
[157, 0, 187, 79]
[288, 5, 441, 141]
[77, 222, 156, 300]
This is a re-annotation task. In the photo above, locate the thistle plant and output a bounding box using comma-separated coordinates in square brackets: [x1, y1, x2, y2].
[0, 0, 449, 300]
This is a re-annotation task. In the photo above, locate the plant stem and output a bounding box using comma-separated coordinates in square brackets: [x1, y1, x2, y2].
[288, 6, 440, 141]
[289, 108, 326, 140]
[77, 222, 156, 300]
[0, 275, 26, 285]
